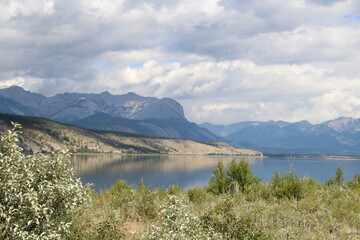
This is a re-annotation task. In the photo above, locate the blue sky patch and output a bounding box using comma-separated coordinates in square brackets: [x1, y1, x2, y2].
[167, 59, 182, 64]
[342, 14, 360, 21]
[95, 62, 106, 68]
[130, 62, 145, 67]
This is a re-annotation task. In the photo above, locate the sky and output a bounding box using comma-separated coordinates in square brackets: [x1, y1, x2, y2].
[1, 0, 360, 124]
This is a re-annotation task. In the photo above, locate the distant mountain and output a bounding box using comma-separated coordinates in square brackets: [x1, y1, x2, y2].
[322, 117, 360, 133]
[0, 95, 41, 116]
[0, 86, 185, 122]
[202, 118, 360, 155]
[72, 113, 219, 142]
[71, 113, 178, 138]
[0, 86, 218, 142]
[200, 120, 290, 137]
[0, 113, 261, 156]
[0, 86, 45, 109]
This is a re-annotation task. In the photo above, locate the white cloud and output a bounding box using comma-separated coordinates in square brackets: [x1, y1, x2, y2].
[0, 77, 26, 88]
[1, 0, 360, 124]
[293, 90, 360, 123]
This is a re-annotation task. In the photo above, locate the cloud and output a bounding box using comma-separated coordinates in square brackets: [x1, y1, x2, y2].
[0, 77, 26, 88]
[1, 0, 360, 123]
[305, 0, 347, 6]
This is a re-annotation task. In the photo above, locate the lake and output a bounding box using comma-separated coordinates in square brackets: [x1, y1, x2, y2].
[70, 154, 360, 192]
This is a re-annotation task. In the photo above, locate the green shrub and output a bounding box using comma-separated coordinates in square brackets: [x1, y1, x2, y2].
[188, 186, 207, 203]
[208, 161, 228, 194]
[166, 184, 183, 196]
[227, 158, 260, 193]
[348, 173, 360, 189]
[326, 166, 345, 186]
[67, 205, 125, 240]
[202, 199, 271, 240]
[0, 123, 88, 240]
[209, 158, 260, 194]
[105, 179, 134, 209]
[271, 171, 306, 200]
[135, 179, 157, 219]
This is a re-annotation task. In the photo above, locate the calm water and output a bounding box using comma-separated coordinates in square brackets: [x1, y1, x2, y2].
[70, 154, 360, 192]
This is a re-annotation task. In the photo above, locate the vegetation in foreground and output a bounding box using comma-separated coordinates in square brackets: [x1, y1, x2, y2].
[1, 124, 360, 239]
[68, 164, 360, 240]
[0, 123, 89, 240]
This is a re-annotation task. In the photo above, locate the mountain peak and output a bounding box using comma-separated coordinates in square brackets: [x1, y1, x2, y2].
[126, 92, 139, 97]
[322, 116, 358, 132]
[7, 85, 25, 90]
[0, 86, 45, 109]
[100, 91, 112, 96]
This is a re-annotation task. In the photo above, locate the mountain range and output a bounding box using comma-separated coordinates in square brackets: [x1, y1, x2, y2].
[201, 118, 360, 155]
[2, 86, 360, 155]
[0, 86, 218, 142]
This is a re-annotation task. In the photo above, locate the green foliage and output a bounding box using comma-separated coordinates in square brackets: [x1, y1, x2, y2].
[188, 186, 207, 203]
[166, 184, 183, 196]
[66, 166, 360, 239]
[105, 179, 134, 209]
[209, 158, 260, 194]
[68, 205, 125, 240]
[0, 123, 88, 240]
[348, 173, 360, 189]
[141, 195, 222, 240]
[271, 171, 308, 200]
[227, 158, 261, 193]
[326, 166, 345, 186]
[202, 199, 271, 239]
[209, 161, 228, 194]
[135, 179, 157, 219]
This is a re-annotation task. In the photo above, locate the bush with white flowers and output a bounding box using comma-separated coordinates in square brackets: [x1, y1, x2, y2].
[142, 195, 222, 240]
[0, 123, 88, 240]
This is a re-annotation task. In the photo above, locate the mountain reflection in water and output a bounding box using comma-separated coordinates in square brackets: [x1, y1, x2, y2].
[70, 154, 261, 192]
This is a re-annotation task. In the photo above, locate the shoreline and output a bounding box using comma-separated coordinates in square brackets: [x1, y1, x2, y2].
[71, 152, 264, 158]
[265, 154, 360, 161]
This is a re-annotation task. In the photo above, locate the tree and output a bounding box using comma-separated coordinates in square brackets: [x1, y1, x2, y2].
[326, 165, 345, 186]
[226, 158, 260, 193]
[335, 165, 345, 184]
[209, 161, 228, 194]
[209, 158, 260, 194]
[0, 123, 88, 240]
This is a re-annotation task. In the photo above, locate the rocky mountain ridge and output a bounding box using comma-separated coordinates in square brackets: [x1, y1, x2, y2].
[201, 117, 360, 155]
[0, 86, 218, 142]
[0, 86, 185, 122]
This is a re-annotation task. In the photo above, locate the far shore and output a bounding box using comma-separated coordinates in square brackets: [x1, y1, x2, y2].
[69, 152, 360, 160]
[264, 154, 360, 161]
[70, 152, 264, 157]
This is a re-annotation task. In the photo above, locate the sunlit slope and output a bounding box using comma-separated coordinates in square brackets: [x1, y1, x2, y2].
[0, 113, 261, 156]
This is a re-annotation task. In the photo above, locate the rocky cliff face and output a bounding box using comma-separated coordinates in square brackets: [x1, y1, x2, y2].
[0, 86, 185, 122]
[322, 117, 360, 133]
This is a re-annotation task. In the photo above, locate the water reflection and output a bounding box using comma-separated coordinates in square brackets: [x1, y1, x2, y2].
[70, 154, 261, 191]
[71, 154, 360, 192]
